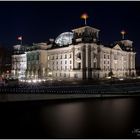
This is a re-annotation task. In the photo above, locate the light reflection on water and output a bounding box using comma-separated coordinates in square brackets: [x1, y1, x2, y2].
[3, 97, 140, 138]
[39, 98, 137, 138]
[40, 101, 85, 138]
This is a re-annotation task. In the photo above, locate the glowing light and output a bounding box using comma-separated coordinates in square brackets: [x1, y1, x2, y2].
[106, 76, 111, 79]
[42, 79, 46, 82]
[81, 13, 88, 25]
[33, 79, 37, 83]
[28, 80, 31, 83]
[18, 36, 22, 40]
[121, 30, 126, 40]
[48, 72, 52, 75]
[121, 30, 126, 35]
[81, 13, 88, 19]
[119, 78, 124, 81]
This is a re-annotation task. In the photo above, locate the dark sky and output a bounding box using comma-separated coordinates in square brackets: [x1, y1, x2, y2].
[0, 1, 140, 65]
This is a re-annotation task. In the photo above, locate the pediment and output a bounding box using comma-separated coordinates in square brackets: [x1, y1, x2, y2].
[113, 44, 122, 50]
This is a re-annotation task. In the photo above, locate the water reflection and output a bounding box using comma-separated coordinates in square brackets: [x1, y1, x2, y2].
[40, 101, 85, 138]
[39, 98, 137, 138]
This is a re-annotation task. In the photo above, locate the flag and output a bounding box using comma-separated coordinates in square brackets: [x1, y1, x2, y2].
[81, 13, 88, 19]
[18, 36, 22, 40]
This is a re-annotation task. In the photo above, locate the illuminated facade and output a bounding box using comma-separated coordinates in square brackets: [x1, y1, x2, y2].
[11, 45, 27, 79]
[11, 26, 136, 79]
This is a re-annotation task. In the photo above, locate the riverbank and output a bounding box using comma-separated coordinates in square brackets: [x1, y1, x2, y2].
[1, 80, 140, 102]
[1, 92, 140, 102]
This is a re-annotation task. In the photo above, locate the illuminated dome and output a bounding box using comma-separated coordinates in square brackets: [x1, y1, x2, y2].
[55, 32, 73, 46]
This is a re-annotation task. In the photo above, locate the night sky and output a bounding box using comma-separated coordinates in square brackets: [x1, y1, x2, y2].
[0, 1, 140, 66]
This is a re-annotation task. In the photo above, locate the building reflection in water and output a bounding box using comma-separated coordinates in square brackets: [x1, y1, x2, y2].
[40, 101, 85, 138]
[39, 98, 137, 138]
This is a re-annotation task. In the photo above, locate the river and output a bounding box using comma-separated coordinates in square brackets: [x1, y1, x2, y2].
[1, 97, 140, 138]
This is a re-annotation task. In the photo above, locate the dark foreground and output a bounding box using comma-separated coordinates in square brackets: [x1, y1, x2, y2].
[1, 97, 140, 138]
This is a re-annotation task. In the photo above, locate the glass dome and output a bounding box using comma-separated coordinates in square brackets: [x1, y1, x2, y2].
[55, 32, 73, 46]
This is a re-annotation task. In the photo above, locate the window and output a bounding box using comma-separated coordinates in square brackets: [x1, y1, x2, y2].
[77, 53, 81, 59]
[56, 61, 58, 64]
[74, 74, 78, 78]
[78, 63, 81, 69]
[104, 54, 106, 59]
[65, 60, 67, 64]
[64, 73, 66, 77]
[65, 66, 67, 70]
[48, 56, 50, 60]
[108, 55, 110, 59]
[61, 61, 62, 64]
[70, 60, 72, 64]
[70, 66, 72, 70]
[65, 54, 67, 59]
[69, 54, 72, 58]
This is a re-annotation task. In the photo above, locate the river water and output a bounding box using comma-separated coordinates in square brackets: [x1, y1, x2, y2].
[1, 97, 140, 138]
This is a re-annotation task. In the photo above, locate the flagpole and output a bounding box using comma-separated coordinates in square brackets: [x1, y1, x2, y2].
[21, 39, 22, 46]
[122, 34, 124, 40]
[85, 18, 86, 25]
[81, 13, 88, 26]
[121, 31, 125, 40]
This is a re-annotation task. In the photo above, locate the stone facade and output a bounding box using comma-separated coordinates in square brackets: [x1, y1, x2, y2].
[11, 26, 136, 79]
